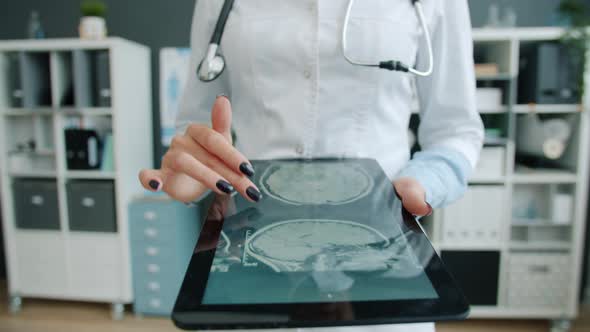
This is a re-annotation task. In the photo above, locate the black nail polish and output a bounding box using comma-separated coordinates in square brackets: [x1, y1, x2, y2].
[246, 187, 261, 202]
[239, 162, 255, 177]
[149, 180, 160, 190]
[216, 180, 234, 194]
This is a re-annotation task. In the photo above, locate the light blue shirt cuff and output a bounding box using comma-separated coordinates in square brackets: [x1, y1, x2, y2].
[395, 147, 473, 209]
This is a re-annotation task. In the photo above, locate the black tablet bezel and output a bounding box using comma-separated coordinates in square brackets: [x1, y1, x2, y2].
[172, 200, 469, 330]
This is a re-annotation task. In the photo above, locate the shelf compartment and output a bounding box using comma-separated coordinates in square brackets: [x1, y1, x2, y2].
[517, 42, 581, 105]
[441, 251, 501, 306]
[474, 40, 516, 77]
[512, 183, 575, 226]
[12, 178, 61, 230]
[470, 146, 506, 181]
[52, 51, 75, 107]
[507, 252, 570, 309]
[73, 49, 111, 107]
[4, 115, 56, 174]
[1, 52, 24, 107]
[67, 180, 117, 232]
[511, 226, 571, 244]
[515, 112, 580, 173]
[62, 115, 114, 172]
[20, 51, 53, 107]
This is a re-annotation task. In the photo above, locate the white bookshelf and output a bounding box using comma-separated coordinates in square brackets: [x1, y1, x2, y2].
[429, 27, 590, 329]
[0, 38, 153, 318]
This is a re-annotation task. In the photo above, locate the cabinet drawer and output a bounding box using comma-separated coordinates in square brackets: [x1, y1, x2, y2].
[134, 293, 177, 316]
[13, 179, 60, 230]
[133, 271, 183, 316]
[67, 180, 116, 232]
[130, 223, 176, 247]
[131, 243, 175, 262]
[507, 253, 570, 308]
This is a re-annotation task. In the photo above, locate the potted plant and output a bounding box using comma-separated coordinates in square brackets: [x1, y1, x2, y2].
[79, 0, 107, 40]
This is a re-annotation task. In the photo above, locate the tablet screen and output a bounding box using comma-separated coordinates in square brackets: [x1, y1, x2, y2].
[174, 158, 469, 329]
[197, 159, 438, 305]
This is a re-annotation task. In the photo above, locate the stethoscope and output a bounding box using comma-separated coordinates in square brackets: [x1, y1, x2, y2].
[197, 0, 433, 82]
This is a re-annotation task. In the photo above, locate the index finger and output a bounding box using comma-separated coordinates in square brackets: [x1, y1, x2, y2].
[186, 124, 255, 177]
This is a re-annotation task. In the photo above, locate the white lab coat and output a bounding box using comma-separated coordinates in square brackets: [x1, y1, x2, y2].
[177, 1, 483, 331]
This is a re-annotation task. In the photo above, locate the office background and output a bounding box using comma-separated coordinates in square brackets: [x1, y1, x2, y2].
[0, 0, 589, 331]
[0, 0, 581, 163]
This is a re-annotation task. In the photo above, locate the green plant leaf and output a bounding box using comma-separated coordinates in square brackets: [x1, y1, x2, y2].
[81, 0, 107, 17]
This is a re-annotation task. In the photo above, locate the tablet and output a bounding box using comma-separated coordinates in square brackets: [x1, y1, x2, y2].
[173, 158, 469, 330]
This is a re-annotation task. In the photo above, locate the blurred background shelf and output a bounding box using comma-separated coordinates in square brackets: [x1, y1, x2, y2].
[509, 241, 571, 251]
[512, 169, 578, 183]
[432, 25, 590, 322]
[476, 73, 513, 81]
[8, 171, 56, 178]
[60, 107, 112, 116]
[0, 38, 152, 314]
[2, 108, 53, 116]
[65, 171, 116, 179]
[513, 104, 582, 114]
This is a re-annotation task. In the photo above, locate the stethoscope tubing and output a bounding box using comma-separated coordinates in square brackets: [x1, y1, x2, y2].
[198, 0, 433, 82]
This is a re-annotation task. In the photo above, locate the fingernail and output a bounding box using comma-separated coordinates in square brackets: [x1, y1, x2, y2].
[246, 186, 261, 202]
[239, 162, 255, 177]
[216, 180, 234, 194]
[425, 204, 433, 217]
[149, 180, 160, 191]
[216, 93, 229, 100]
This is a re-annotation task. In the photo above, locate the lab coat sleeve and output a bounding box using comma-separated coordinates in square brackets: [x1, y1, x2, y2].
[176, 0, 229, 135]
[396, 0, 484, 208]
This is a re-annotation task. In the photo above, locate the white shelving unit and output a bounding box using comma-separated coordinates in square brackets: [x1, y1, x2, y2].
[428, 27, 590, 329]
[0, 38, 152, 317]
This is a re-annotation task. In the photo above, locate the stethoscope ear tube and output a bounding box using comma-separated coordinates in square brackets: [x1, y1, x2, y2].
[210, 0, 235, 44]
[342, 0, 433, 77]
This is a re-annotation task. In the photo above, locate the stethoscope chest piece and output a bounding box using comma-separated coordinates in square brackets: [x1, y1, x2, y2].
[198, 43, 226, 82]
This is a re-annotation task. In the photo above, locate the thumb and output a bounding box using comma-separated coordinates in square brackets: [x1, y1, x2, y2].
[393, 178, 432, 216]
[211, 94, 233, 143]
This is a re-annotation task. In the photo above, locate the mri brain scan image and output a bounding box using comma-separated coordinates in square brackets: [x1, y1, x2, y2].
[260, 161, 374, 205]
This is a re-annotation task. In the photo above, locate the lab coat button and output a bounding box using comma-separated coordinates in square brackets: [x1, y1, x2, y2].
[303, 70, 311, 79]
[295, 145, 304, 155]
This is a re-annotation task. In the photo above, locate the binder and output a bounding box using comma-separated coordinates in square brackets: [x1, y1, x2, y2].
[94, 50, 111, 107]
[20, 52, 51, 107]
[73, 50, 95, 107]
[8, 53, 23, 107]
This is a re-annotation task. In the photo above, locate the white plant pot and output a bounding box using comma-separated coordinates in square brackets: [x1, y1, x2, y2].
[79, 16, 107, 40]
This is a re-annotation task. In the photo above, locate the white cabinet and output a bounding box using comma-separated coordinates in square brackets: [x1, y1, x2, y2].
[441, 186, 505, 245]
[14, 232, 67, 297]
[0, 38, 152, 312]
[507, 253, 570, 308]
[434, 27, 589, 321]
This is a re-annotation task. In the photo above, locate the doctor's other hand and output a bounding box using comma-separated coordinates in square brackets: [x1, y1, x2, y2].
[393, 177, 432, 217]
[139, 95, 261, 203]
